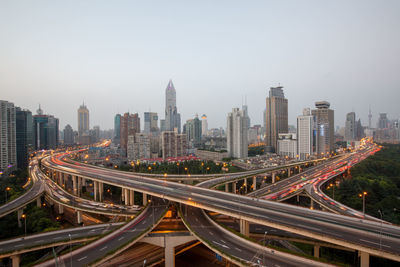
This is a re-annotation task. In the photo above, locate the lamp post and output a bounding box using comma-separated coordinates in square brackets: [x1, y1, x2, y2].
[5, 187, 11, 202]
[68, 233, 72, 267]
[21, 214, 27, 236]
[329, 183, 335, 200]
[358, 192, 367, 215]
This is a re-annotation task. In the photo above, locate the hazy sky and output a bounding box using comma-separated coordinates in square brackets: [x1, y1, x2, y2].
[1, 1, 399, 131]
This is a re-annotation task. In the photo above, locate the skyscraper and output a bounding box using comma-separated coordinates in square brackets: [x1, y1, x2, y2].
[345, 112, 356, 141]
[161, 131, 187, 160]
[227, 108, 249, 158]
[297, 108, 315, 160]
[201, 114, 208, 136]
[16, 107, 33, 169]
[368, 107, 372, 129]
[144, 112, 159, 133]
[33, 105, 59, 150]
[114, 114, 121, 144]
[164, 80, 181, 133]
[77, 103, 89, 138]
[63, 124, 74, 145]
[312, 101, 334, 154]
[120, 112, 140, 153]
[0, 100, 16, 173]
[184, 115, 202, 147]
[378, 113, 388, 129]
[265, 86, 288, 152]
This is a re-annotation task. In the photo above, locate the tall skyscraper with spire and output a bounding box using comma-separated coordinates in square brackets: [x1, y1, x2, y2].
[164, 80, 181, 133]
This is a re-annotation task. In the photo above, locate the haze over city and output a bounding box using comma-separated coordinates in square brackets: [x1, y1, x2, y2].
[1, 0, 399, 130]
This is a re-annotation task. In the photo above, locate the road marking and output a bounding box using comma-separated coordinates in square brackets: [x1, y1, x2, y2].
[53, 237, 62, 240]
[14, 244, 24, 247]
[195, 218, 199, 222]
[359, 239, 391, 248]
[77, 256, 87, 262]
[235, 247, 242, 252]
[118, 236, 125, 241]
[143, 220, 147, 224]
[34, 240, 43, 243]
[99, 246, 108, 251]
[208, 231, 214, 236]
[220, 239, 226, 243]
[212, 241, 229, 249]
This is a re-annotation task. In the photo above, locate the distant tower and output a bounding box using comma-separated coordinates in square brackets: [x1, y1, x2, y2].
[368, 107, 372, 129]
[201, 114, 208, 136]
[165, 80, 181, 133]
[227, 108, 249, 158]
[77, 102, 89, 137]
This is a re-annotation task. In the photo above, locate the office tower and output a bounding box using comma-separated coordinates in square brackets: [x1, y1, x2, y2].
[227, 108, 249, 159]
[356, 119, 364, 140]
[78, 103, 89, 137]
[160, 119, 166, 132]
[114, 114, 121, 144]
[161, 131, 187, 160]
[164, 80, 181, 133]
[63, 124, 74, 145]
[185, 115, 202, 147]
[120, 112, 140, 153]
[265, 86, 288, 152]
[127, 133, 151, 161]
[262, 109, 267, 140]
[277, 133, 298, 159]
[144, 112, 159, 133]
[378, 113, 388, 129]
[0, 100, 16, 173]
[345, 112, 356, 141]
[312, 101, 334, 154]
[201, 114, 208, 136]
[16, 108, 33, 169]
[368, 107, 372, 129]
[33, 105, 59, 150]
[91, 125, 100, 143]
[297, 108, 315, 160]
[242, 100, 251, 128]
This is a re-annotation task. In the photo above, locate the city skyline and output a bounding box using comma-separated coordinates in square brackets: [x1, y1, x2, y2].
[1, 1, 399, 131]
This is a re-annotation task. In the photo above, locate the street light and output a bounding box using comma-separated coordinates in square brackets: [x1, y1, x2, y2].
[68, 233, 72, 267]
[358, 192, 367, 215]
[329, 183, 335, 200]
[21, 214, 27, 236]
[5, 187, 11, 202]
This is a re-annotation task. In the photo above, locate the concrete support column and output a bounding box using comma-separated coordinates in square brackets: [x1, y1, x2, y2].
[94, 181, 98, 201]
[314, 245, 320, 258]
[99, 182, 104, 202]
[244, 179, 247, 194]
[360, 251, 370, 267]
[36, 197, 42, 208]
[121, 187, 125, 202]
[311, 199, 314, 210]
[252, 176, 257, 191]
[287, 168, 291, 177]
[143, 193, 147, 206]
[272, 172, 276, 184]
[82, 178, 86, 186]
[71, 175, 78, 196]
[165, 242, 175, 267]
[124, 188, 129, 205]
[77, 177, 82, 197]
[58, 204, 64, 214]
[239, 219, 250, 237]
[77, 210, 82, 225]
[11, 255, 20, 267]
[17, 209, 23, 228]
[225, 183, 229, 192]
[129, 190, 134, 206]
[233, 182, 237, 194]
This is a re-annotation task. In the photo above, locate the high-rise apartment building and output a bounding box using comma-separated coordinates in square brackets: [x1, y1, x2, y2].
[265, 86, 288, 152]
[16, 107, 33, 169]
[277, 133, 298, 159]
[77, 103, 89, 137]
[164, 80, 181, 133]
[161, 131, 187, 160]
[0, 100, 16, 173]
[120, 112, 140, 153]
[114, 114, 121, 144]
[201, 114, 208, 136]
[127, 133, 151, 161]
[63, 124, 74, 145]
[33, 105, 59, 150]
[345, 112, 356, 141]
[184, 115, 202, 147]
[227, 108, 249, 159]
[312, 101, 334, 154]
[378, 113, 389, 129]
[144, 112, 159, 133]
[297, 108, 315, 160]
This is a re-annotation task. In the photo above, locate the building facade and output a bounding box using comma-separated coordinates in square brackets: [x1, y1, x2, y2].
[227, 108, 249, 159]
[265, 86, 288, 152]
[120, 112, 140, 154]
[164, 80, 181, 133]
[63, 124, 74, 145]
[161, 131, 187, 160]
[345, 112, 356, 141]
[297, 108, 315, 160]
[144, 112, 159, 134]
[127, 133, 151, 161]
[33, 106, 59, 150]
[312, 101, 334, 154]
[0, 100, 16, 173]
[184, 115, 202, 148]
[277, 133, 298, 159]
[16, 108, 33, 169]
[114, 114, 121, 144]
[201, 114, 208, 136]
[77, 103, 89, 138]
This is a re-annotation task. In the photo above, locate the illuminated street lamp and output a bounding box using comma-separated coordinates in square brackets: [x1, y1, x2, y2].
[5, 187, 11, 202]
[358, 192, 367, 215]
[21, 214, 27, 236]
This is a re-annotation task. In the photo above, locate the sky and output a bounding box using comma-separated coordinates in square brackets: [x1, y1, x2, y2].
[1, 1, 399, 131]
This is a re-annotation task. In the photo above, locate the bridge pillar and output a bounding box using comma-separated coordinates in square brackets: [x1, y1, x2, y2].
[143, 193, 147, 206]
[36, 197, 42, 208]
[244, 179, 247, 194]
[310, 199, 314, 210]
[239, 219, 249, 237]
[124, 188, 129, 205]
[77, 210, 82, 225]
[94, 181, 98, 201]
[272, 172, 276, 183]
[313, 245, 320, 258]
[77, 177, 82, 197]
[58, 204, 64, 214]
[233, 182, 237, 194]
[165, 242, 175, 267]
[225, 183, 229, 192]
[287, 168, 291, 177]
[129, 190, 134, 206]
[252, 176, 257, 191]
[359, 251, 370, 267]
[11, 254, 20, 267]
[99, 182, 104, 202]
[72, 176, 78, 196]
[17, 209, 23, 228]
